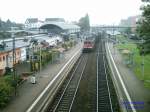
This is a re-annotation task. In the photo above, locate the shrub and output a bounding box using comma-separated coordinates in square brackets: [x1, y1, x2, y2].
[0, 77, 13, 108]
[62, 43, 67, 49]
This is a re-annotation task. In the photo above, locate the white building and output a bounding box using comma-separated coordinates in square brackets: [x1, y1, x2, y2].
[20, 47, 27, 61]
[25, 18, 43, 30]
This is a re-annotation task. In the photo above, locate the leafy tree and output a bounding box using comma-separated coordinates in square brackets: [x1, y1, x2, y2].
[125, 27, 132, 34]
[6, 19, 12, 29]
[0, 18, 23, 31]
[78, 14, 90, 32]
[0, 31, 11, 39]
[0, 77, 13, 108]
[136, 1, 150, 55]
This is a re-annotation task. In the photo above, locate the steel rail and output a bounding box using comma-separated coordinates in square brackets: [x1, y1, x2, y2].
[102, 43, 114, 112]
[52, 55, 83, 111]
[26, 49, 81, 112]
[52, 55, 88, 112]
[97, 38, 114, 112]
[68, 56, 88, 112]
[96, 38, 100, 112]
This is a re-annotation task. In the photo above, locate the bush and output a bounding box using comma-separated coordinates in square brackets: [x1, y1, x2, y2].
[4, 75, 20, 87]
[62, 43, 68, 50]
[0, 77, 13, 108]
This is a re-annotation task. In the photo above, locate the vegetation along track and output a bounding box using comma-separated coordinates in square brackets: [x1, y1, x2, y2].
[46, 54, 88, 112]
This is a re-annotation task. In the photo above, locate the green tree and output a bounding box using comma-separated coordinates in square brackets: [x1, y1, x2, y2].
[136, 1, 150, 55]
[0, 18, 23, 31]
[0, 77, 13, 108]
[125, 27, 132, 34]
[0, 31, 11, 39]
[6, 19, 12, 29]
[78, 14, 90, 32]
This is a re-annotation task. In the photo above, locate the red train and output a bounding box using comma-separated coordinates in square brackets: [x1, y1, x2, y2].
[82, 38, 95, 53]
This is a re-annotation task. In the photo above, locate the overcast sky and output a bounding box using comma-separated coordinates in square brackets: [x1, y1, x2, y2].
[0, 0, 143, 25]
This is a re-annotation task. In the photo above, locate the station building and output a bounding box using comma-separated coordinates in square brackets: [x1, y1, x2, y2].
[25, 18, 80, 34]
[40, 21, 80, 34]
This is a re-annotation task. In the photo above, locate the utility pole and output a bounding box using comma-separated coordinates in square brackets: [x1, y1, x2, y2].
[112, 24, 115, 55]
[39, 46, 42, 71]
[141, 39, 145, 81]
[11, 27, 17, 96]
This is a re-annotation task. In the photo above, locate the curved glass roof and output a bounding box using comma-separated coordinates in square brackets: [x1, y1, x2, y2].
[40, 22, 80, 30]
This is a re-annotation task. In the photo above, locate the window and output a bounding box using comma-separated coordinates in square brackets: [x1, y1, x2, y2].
[3, 56, 5, 61]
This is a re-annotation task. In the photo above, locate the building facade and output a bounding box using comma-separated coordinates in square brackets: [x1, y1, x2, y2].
[120, 15, 140, 32]
[0, 48, 21, 76]
[0, 52, 7, 75]
[25, 18, 43, 30]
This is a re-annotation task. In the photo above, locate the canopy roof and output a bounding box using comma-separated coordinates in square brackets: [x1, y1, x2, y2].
[40, 22, 80, 30]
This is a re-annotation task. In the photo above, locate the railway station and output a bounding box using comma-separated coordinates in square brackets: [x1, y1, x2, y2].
[1, 1, 150, 112]
[1, 28, 150, 112]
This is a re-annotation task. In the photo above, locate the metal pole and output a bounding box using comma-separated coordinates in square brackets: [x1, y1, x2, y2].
[142, 39, 144, 80]
[142, 53, 144, 80]
[11, 27, 17, 96]
[40, 47, 42, 71]
[112, 25, 115, 55]
[52, 51, 53, 64]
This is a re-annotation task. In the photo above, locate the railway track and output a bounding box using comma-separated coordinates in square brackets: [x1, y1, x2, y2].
[46, 54, 88, 112]
[97, 38, 115, 112]
[45, 36, 120, 112]
[71, 37, 119, 112]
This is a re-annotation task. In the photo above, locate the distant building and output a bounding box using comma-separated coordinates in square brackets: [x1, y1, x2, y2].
[25, 18, 43, 30]
[41, 18, 80, 34]
[119, 15, 140, 32]
[45, 18, 65, 22]
[24, 18, 80, 34]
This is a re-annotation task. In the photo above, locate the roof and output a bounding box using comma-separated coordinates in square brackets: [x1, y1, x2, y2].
[25, 18, 38, 23]
[0, 40, 29, 53]
[40, 22, 80, 30]
[45, 18, 65, 22]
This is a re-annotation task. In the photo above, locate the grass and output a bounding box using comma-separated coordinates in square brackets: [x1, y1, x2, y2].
[116, 34, 129, 43]
[115, 35, 150, 89]
[116, 43, 137, 50]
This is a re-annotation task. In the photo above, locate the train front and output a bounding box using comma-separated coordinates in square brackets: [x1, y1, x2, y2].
[82, 39, 95, 53]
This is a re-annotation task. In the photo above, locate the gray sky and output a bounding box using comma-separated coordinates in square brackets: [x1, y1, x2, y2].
[0, 0, 143, 25]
